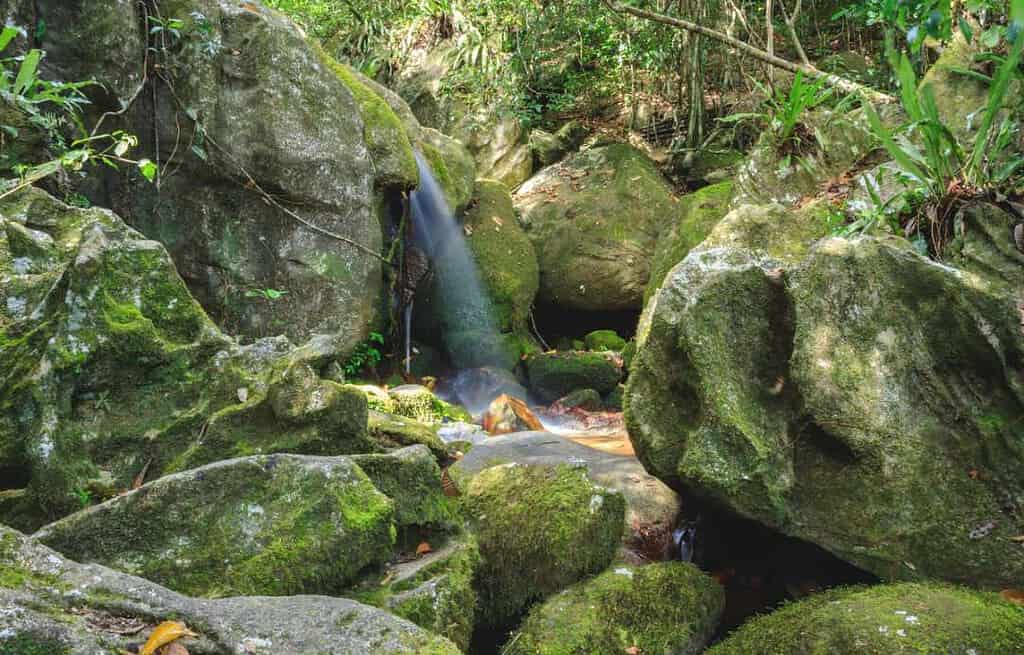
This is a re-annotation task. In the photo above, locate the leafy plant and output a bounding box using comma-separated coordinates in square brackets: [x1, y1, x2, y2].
[342, 331, 385, 378]
[71, 487, 93, 508]
[245, 287, 289, 301]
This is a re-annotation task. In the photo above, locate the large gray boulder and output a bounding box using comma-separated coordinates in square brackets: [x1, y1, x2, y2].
[0, 525, 461, 654]
[627, 235, 1024, 589]
[34, 454, 396, 598]
[515, 143, 678, 311]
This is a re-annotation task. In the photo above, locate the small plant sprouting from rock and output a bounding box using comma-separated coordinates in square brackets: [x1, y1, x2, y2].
[245, 287, 289, 301]
[343, 331, 385, 379]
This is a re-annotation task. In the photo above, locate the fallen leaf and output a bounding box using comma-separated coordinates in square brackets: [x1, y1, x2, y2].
[1000, 589, 1024, 605]
[491, 216, 504, 227]
[416, 541, 433, 556]
[1011, 535, 1024, 543]
[625, 647, 641, 654]
[968, 469, 980, 480]
[240, 2, 262, 13]
[132, 458, 153, 490]
[140, 621, 198, 655]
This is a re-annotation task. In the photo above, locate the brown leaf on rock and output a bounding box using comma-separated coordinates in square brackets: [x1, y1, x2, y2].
[416, 541, 433, 556]
[1000, 589, 1024, 605]
[140, 621, 198, 655]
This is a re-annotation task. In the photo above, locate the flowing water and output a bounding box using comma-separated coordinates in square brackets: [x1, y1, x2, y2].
[409, 152, 507, 374]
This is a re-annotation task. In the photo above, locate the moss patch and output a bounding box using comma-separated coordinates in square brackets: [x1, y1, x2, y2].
[525, 351, 623, 403]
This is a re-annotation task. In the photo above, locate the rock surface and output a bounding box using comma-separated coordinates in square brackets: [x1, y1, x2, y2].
[515, 143, 678, 311]
[34, 454, 395, 597]
[351, 445, 456, 529]
[508, 562, 724, 655]
[707, 583, 1024, 654]
[0, 525, 460, 654]
[627, 236, 1024, 588]
[453, 432, 680, 539]
[462, 463, 625, 626]
[525, 351, 624, 403]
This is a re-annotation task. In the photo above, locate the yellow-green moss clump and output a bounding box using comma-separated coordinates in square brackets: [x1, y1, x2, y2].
[644, 180, 733, 303]
[351, 445, 458, 529]
[317, 44, 418, 191]
[35, 454, 396, 598]
[508, 562, 725, 655]
[463, 179, 540, 333]
[525, 351, 623, 403]
[708, 583, 1024, 655]
[463, 463, 625, 626]
[583, 329, 626, 352]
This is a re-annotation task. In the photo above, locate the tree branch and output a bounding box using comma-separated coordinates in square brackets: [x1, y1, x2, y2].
[607, 1, 894, 103]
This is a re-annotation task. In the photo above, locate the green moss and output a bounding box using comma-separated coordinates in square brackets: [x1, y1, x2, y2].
[0, 634, 71, 655]
[368, 412, 450, 460]
[35, 455, 397, 598]
[508, 562, 724, 655]
[583, 330, 626, 352]
[464, 464, 625, 626]
[463, 180, 540, 333]
[645, 181, 733, 303]
[525, 352, 623, 403]
[351, 446, 459, 529]
[708, 583, 1024, 655]
[315, 44, 418, 190]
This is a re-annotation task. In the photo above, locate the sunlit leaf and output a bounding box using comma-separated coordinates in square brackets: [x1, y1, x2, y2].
[139, 621, 198, 655]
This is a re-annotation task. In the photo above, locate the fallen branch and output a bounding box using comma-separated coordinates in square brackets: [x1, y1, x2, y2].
[606, 1, 895, 104]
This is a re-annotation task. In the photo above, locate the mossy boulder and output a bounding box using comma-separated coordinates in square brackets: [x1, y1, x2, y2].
[0, 525, 461, 654]
[553, 388, 603, 411]
[368, 411, 450, 460]
[645, 181, 734, 302]
[583, 329, 627, 352]
[351, 445, 457, 529]
[34, 454, 395, 597]
[702, 200, 831, 264]
[627, 236, 1024, 588]
[350, 537, 481, 651]
[515, 143, 679, 311]
[920, 32, 990, 135]
[452, 110, 533, 189]
[464, 463, 625, 626]
[463, 179, 540, 333]
[525, 351, 623, 403]
[508, 562, 725, 655]
[732, 108, 876, 207]
[0, 189, 393, 526]
[420, 127, 477, 213]
[708, 583, 1024, 655]
[386, 385, 473, 425]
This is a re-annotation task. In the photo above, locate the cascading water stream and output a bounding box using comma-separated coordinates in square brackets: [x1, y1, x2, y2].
[407, 152, 505, 379]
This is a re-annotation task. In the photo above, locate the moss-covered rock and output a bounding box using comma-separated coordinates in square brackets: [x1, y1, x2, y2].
[732, 108, 876, 207]
[0, 189, 392, 526]
[553, 388, 603, 411]
[463, 179, 540, 333]
[627, 237, 1024, 588]
[946, 201, 1024, 297]
[387, 385, 473, 425]
[708, 583, 1024, 655]
[920, 32, 990, 135]
[583, 329, 627, 352]
[515, 143, 679, 311]
[349, 537, 481, 652]
[704, 200, 832, 263]
[451, 110, 533, 189]
[508, 562, 724, 655]
[368, 411, 451, 460]
[464, 464, 624, 626]
[645, 181, 734, 302]
[351, 445, 457, 529]
[0, 525, 461, 654]
[525, 351, 623, 403]
[34, 454, 395, 597]
[420, 127, 477, 213]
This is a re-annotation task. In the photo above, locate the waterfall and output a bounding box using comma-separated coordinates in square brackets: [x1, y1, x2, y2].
[408, 152, 505, 372]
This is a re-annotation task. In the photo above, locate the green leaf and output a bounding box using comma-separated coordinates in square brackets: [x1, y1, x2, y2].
[137, 159, 158, 182]
[191, 144, 208, 161]
[864, 99, 928, 184]
[0, 25, 20, 53]
[959, 17, 973, 43]
[13, 49, 41, 96]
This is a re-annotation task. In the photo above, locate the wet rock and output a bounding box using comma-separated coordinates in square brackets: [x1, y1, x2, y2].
[453, 432, 680, 543]
[707, 583, 1024, 654]
[515, 143, 679, 311]
[481, 394, 544, 435]
[628, 236, 1024, 588]
[507, 562, 724, 655]
[447, 367, 529, 415]
[34, 454, 395, 597]
[552, 388, 603, 412]
[437, 421, 489, 447]
[462, 463, 625, 626]
[0, 525, 460, 654]
[525, 351, 623, 403]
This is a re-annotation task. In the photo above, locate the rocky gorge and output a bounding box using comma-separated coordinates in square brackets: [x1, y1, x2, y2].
[1, 0, 1024, 654]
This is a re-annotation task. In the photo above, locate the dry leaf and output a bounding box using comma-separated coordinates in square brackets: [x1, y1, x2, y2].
[491, 216, 504, 227]
[1010, 535, 1024, 543]
[132, 458, 153, 490]
[416, 541, 433, 556]
[140, 621, 198, 655]
[625, 647, 641, 654]
[1000, 589, 1024, 605]
[968, 469, 980, 480]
